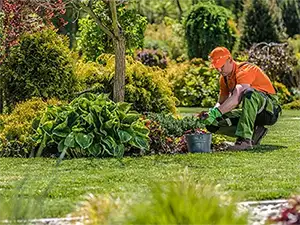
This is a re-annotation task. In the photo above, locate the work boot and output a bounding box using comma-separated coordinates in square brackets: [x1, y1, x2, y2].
[227, 137, 253, 151]
[252, 126, 268, 146]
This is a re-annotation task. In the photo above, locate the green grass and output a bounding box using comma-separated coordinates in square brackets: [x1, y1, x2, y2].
[0, 109, 299, 218]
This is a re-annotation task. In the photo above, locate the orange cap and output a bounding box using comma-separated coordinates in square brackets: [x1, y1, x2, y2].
[209, 47, 231, 69]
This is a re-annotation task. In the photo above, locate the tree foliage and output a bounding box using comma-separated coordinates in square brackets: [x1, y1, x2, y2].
[184, 1, 238, 59]
[280, 0, 300, 37]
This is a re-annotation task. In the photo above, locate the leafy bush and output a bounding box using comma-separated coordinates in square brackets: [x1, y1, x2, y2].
[77, 4, 147, 61]
[126, 170, 248, 224]
[0, 28, 76, 109]
[283, 100, 300, 110]
[75, 54, 178, 113]
[280, 0, 300, 37]
[273, 81, 293, 104]
[32, 93, 150, 159]
[0, 98, 63, 157]
[136, 49, 167, 69]
[240, 0, 285, 49]
[184, 2, 239, 59]
[166, 59, 219, 107]
[143, 18, 187, 60]
[248, 42, 299, 89]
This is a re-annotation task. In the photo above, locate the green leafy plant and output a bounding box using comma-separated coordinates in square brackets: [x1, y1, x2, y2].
[280, 0, 300, 37]
[167, 59, 219, 107]
[0, 98, 63, 157]
[32, 93, 150, 159]
[283, 100, 300, 109]
[0, 28, 76, 109]
[75, 54, 178, 114]
[77, 3, 147, 61]
[184, 1, 239, 59]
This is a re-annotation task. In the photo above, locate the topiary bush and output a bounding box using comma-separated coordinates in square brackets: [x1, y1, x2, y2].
[0, 98, 64, 157]
[77, 4, 147, 61]
[32, 93, 150, 159]
[184, 2, 239, 60]
[136, 49, 167, 69]
[166, 59, 219, 107]
[0, 28, 76, 109]
[240, 0, 285, 49]
[248, 42, 299, 89]
[75, 54, 178, 114]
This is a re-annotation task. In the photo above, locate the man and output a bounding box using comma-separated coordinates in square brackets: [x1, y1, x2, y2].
[200, 47, 281, 150]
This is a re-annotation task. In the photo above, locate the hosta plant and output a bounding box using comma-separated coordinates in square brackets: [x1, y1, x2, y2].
[32, 93, 149, 159]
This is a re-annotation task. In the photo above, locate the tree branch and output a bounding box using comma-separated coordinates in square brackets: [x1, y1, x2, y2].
[79, 1, 115, 40]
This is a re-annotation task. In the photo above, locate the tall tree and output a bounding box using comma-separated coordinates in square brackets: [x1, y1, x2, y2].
[280, 0, 300, 37]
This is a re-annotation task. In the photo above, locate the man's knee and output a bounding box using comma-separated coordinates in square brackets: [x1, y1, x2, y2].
[206, 125, 219, 133]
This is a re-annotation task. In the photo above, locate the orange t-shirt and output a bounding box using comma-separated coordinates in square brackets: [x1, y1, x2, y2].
[219, 61, 276, 97]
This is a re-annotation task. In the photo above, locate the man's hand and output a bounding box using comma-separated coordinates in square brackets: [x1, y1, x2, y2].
[202, 108, 222, 125]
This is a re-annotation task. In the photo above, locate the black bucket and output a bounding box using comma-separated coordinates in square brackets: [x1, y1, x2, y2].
[185, 133, 212, 153]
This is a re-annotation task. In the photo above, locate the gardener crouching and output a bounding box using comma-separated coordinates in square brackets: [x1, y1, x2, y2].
[199, 47, 281, 151]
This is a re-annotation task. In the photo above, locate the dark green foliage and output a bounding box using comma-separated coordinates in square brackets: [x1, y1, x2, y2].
[248, 42, 298, 88]
[0, 28, 76, 108]
[32, 93, 149, 159]
[240, 0, 285, 49]
[215, 0, 244, 22]
[184, 2, 238, 59]
[280, 0, 300, 37]
[136, 49, 167, 69]
[77, 3, 147, 61]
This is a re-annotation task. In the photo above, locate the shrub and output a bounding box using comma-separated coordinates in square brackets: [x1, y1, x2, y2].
[283, 100, 300, 110]
[248, 42, 299, 89]
[0, 28, 76, 109]
[136, 49, 167, 69]
[273, 81, 293, 104]
[75, 54, 178, 114]
[240, 0, 285, 49]
[0, 98, 63, 157]
[166, 60, 219, 107]
[143, 18, 188, 60]
[32, 93, 150, 159]
[280, 0, 300, 37]
[184, 2, 239, 59]
[77, 4, 147, 61]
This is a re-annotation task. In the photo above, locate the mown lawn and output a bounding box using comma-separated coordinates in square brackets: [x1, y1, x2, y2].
[0, 109, 299, 218]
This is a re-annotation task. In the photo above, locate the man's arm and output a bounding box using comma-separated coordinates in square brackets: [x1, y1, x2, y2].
[215, 95, 229, 108]
[217, 84, 251, 114]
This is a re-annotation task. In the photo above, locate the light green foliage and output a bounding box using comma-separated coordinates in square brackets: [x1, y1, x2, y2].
[0, 98, 63, 157]
[144, 17, 187, 60]
[240, 0, 285, 49]
[75, 54, 178, 113]
[184, 1, 239, 59]
[283, 100, 300, 109]
[126, 170, 247, 224]
[32, 93, 150, 159]
[0, 28, 76, 108]
[273, 81, 293, 104]
[167, 59, 219, 107]
[77, 2, 147, 61]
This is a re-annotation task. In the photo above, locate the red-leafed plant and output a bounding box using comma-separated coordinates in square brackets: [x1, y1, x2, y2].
[0, 0, 66, 59]
[268, 195, 300, 224]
